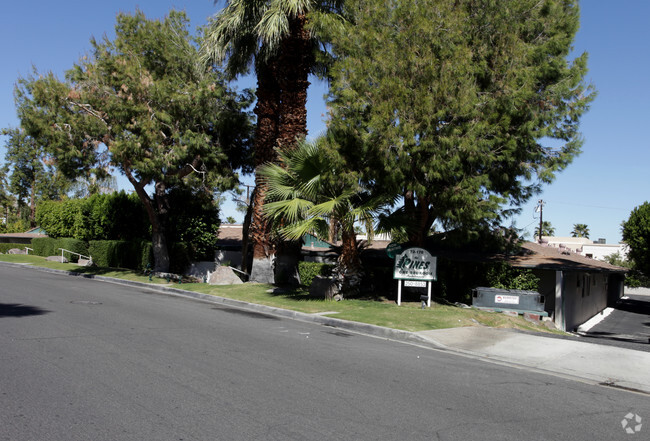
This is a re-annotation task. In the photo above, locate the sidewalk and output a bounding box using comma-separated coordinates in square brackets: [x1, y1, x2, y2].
[4, 261, 649, 395]
[416, 327, 650, 395]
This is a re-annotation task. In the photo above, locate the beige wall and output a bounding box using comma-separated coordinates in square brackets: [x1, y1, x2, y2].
[562, 272, 609, 331]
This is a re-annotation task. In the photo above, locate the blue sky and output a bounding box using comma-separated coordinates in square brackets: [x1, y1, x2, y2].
[1, 1, 647, 244]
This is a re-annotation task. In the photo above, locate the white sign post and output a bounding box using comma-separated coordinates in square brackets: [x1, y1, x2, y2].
[393, 247, 437, 306]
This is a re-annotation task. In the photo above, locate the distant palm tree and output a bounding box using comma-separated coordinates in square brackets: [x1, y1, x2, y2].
[535, 221, 555, 239]
[571, 223, 590, 238]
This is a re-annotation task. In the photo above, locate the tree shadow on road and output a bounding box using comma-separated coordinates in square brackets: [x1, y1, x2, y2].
[0, 303, 50, 318]
[615, 297, 650, 315]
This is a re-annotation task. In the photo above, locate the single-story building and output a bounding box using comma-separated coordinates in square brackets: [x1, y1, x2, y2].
[0, 227, 47, 245]
[508, 242, 627, 332]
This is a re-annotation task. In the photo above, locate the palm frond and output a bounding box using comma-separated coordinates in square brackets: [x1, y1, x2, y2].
[278, 216, 329, 241]
[264, 197, 314, 224]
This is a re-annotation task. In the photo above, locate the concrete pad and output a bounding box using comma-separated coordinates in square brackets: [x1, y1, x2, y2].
[417, 327, 650, 394]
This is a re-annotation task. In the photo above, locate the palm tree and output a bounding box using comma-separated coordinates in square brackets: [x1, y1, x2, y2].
[202, 0, 344, 283]
[260, 139, 386, 295]
[535, 221, 555, 239]
[571, 223, 590, 238]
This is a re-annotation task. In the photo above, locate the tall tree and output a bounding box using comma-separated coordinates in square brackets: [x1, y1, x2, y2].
[1, 128, 67, 226]
[201, 0, 344, 283]
[14, 10, 253, 271]
[326, 0, 594, 246]
[0, 165, 13, 227]
[571, 223, 590, 238]
[622, 202, 650, 276]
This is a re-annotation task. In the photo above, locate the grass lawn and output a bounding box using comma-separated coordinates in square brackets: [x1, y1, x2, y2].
[0, 254, 563, 334]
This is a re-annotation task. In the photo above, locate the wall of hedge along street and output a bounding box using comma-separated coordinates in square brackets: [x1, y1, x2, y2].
[88, 240, 153, 270]
[31, 237, 88, 262]
[27, 238, 195, 274]
[36, 192, 149, 242]
[0, 243, 22, 253]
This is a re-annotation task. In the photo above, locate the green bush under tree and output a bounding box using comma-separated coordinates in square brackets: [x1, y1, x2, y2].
[298, 262, 334, 288]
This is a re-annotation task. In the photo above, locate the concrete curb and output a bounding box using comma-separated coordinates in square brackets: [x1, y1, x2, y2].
[6, 261, 648, 395]
[1, 262, 446, 351]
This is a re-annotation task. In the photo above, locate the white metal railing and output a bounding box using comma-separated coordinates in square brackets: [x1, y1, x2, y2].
[228, 266, 249, 277]
[24, 247, 34, 255]
[57, 248, 92, 263]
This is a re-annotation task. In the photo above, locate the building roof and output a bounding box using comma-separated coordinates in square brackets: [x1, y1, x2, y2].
[508, 242, 627, 273]
[0, 232, 47, 239]
[217, 225, 392, 252]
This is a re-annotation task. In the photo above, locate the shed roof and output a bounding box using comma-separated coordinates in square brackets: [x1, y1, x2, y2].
[508, 242, 627, 273]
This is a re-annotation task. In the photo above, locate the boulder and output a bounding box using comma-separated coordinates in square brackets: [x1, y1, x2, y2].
[8, 248, 26, 255]
[309, 275, 340, 300]
[208, 266, 244, 285]
[46, 256, 68, 263]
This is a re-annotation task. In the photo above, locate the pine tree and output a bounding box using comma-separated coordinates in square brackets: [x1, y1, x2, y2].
[327, 0, 594, 245]
[13, 10, 253, 271]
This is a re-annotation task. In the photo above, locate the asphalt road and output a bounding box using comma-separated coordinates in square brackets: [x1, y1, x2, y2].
[580, 294, 650, 352]
[1, 264, 648, 441]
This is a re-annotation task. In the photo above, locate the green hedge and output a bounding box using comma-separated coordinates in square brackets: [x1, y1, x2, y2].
[31, 237, 88, 262]
[36, 192, 149, 241]
[0, 243, 25, 253]
[88, 240, 153, 270]
[298, 261, 334, 287]
[57, 238, 88, 263]
[31, 237, 59, 257]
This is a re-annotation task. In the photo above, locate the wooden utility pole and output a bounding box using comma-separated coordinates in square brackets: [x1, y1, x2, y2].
[537, 199, 544, 243]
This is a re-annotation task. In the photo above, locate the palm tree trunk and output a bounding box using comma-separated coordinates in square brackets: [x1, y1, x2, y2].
[276, 14, 311, 149]
[336, 226, 363, 296]
[249, 56, 281, 283]
[270, 14, 312, 284]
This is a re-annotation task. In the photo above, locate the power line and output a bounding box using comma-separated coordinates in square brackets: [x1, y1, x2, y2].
[545, 200, 629, 212]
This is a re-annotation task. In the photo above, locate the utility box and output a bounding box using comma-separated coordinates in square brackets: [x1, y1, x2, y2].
[472, 287, 545, 313]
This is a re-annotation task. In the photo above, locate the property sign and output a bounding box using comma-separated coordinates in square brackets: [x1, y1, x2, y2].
[393, 247, 437, 281]
[495, 294, 520, 305]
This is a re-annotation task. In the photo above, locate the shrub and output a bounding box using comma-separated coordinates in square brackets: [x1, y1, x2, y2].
[88, 240, 152, 270]
[298, 261, 334, 287]
[169, 242, 191, 274]
[58, 238, 89, 263]
[0, 243, 23, 253]
[486, 262, 540, 291]
[166, 187, 220, 261]
[31, 237, 59, 257]
[36, 192, 149, 241]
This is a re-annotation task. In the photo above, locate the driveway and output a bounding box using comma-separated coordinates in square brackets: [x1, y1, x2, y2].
[578, 289, 650, 352]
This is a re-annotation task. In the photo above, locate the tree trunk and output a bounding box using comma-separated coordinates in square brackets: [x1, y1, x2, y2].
[248, 19, 312, 284]
[336, 226, 363, 296]
[124, 166, 170, 273]
[270, 15, 312, 284]
[249, 56, 281, 283]
[328, 218, 338, 243]
[151, 181, 171, 273]
[240, 186, 255, 275]
[404, 191, 434, 247]
[29, 178, 36, 228]
[275, 14, 311, 150]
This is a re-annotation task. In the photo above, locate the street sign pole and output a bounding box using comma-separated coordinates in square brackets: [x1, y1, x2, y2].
[397, 280, 402, 306]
